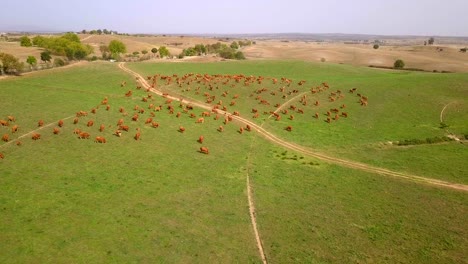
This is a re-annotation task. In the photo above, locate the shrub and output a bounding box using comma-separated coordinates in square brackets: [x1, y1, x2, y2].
[394, 59, 405, 69]
[373, 44, 379, 49]
[19, 36, 32, 47]
[320, 58, 326, 62]
[0, 52, 24, 75]
[234, 51, 245, 60]
[54, 58, 66, 67]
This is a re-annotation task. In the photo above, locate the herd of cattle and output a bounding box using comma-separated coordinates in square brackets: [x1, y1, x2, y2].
[0, 72, 368, 159]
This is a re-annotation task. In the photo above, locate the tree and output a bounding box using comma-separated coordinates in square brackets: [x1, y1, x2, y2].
[230, 41, 239, 49]
[424, 41, 427, 46]
[26, 56, 37, 69]
[234, 51, 246, 60]
[97, 29, 102, 35]
[40, 51, 52, 63]
[151, 48, 158, 56]
[394, 59, 405, 69]
[158, 46, 170, 58]
[81, 29, 87, 34]
[194, 44, 206, 55]
[373, 44, 379, 49]
[32, 35, 46, 46]
[62, 32, 80, 43]
[0, 52, 24, 75]
[460, 48, 467, 53]
[141, 50, 148, 55]
[133, 51, 140, 56]
[108, 40, 127, 58]
[103, 29, 109, 35]
[20, 36, 32, 47]
[428, 37, 435, 45]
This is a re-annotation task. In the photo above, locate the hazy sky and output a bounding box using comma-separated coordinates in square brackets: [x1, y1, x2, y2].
[1, 0, 467, 36]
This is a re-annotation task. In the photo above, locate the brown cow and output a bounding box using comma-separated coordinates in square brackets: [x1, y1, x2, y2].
[73, 128, 81, 134]
[2, 134, 9, 142]
[340, 104, 346, 109]
[11, 125, 18, 133]
[125, 90, 132, 97]
[326, 117, 331, 123]
[334, 114, 340, 121]
[101, 97, 108, 105]
[314, 112, 319, 119]
[7, 116, 15, 122]
[119, 125, 129, 131]
[341, 112, 348, 118]
[132, 114, 139, 121]
[114, 130, 122, 137]
[53, 127, 60, 134]
[145, 118, 153, 124]
[285, 126, 292, 132]
[0, 120, 9, 126]
[276, 115, 281, 121]
[198, 135, 204, 143]
[117, 119, 124, 126]
[91, 108, 97, 114]
[196, 117, 204, 123]
[218, 125, 224, 132]
[179, 126, 186, 133]
[87, 120, 94, 127]
[106, 105, 111, 111]
[0, 153, 4, 159]
[151, 122, 159, 128]
[246, 124, 251, 132]
[32, 133, 41, 140]
[16, 141, 21, 146]
[119, 107, 125, 113]
[239, 127, 244, 134]
[73, 117, 79, 124]
[176, 112, 181, 118]
[95, 136, 106, 143]
[76, 111, 88, 117]
[289, 115, 294, 120]
[58, 120, 64, 127]
[200, 147, 209, 154]
[99, 124, 105, 132]
[134, 128, 141, 140]
[38, 120, 44, 127]
[78, 132, 90, 139]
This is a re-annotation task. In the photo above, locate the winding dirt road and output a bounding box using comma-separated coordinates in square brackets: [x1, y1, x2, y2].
[118, 62, 468, 192]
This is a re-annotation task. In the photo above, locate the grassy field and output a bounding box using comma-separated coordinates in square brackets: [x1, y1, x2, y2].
[249, 137, 467, 263]
[128, 61, 468, 184]
[0, 62, 260, 263]
[0, 61, 467, 263]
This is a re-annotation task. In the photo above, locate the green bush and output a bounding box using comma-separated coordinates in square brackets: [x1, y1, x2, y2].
[19, 36, 32, 47]
[53, 58, 66, 67]
[394, 59, 405, 69]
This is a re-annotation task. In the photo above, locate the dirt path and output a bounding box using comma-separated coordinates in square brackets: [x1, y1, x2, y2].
[118, 62, 468, 192]
[246, 160, 268, 264]
[80, 35, 94, 42]
[440, 101, 456, 123]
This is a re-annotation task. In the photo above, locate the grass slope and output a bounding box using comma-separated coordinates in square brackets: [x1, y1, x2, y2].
[0, 62, 260, 263]
[128, 61, 468, 184]
[0, 61, 467, 263]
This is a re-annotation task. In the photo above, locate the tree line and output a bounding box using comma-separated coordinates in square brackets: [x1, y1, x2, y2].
[178, 40, 252, 60]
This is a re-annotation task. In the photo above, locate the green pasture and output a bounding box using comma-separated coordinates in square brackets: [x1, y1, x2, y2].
[0, 61, 467, 263]
[128, 61, 468, 184]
